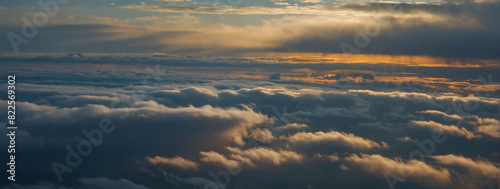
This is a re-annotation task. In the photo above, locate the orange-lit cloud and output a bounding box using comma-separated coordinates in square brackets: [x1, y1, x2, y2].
[200, 147, 305, 168]
[344, 153, 452, 187]
[284, 130, 389, 149]
[146, 156, 199, 170]
[431, 154, 500, 180]
[410, 120, 478, 139]
[430, 154, 500, 187]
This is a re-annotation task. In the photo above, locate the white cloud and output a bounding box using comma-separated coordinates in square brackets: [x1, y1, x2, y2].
[314, 153, 340, 162]
[431, 154, 500, 187]
[250, 128, 277, 143]
[396, 136, 413, 142]
[284, 130, 389, 149]
[79, 177, 149, 189]
[416, 110, 463, 121]
[410, 120, 477, 139]
[344, 154, 451, 187]
[410, 119, 500, 139]
[475, 118, 500, 138]
[199, 147, 305, 169]
[146, 156, 199, 170]
[276, 123, 310, 131]
[226, 147, 305, 166]
[200, 151, 241, 170]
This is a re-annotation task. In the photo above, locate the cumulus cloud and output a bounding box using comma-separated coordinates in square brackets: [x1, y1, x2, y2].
[350, 89, 500, 106]
[11, 99, 268, 147]
[280, 123, 309, 130]
[1, 178, 149, 189]
[176, 176, 224, 189]
[431, 154, 500, 179]
[396, 136, 413, 142]
[475, 118, 500, 138]
[145, 156, 199, 170]
[274, 123, 310, 132]
[200, 151, 241, 170]
[249, 128, 277, 143]
[416, 110, 463, 122]
[410, 119, 500, 139]
[0, 57, 498, 188]
[225, 147, 305, 166]
[284, 130, 389, 149]
[314, 153, 341, 162]
[78, 178, 150, 189]
[343, 154, 452, 187]
[410, 120, 478, 139]
[1, 183, 71, 189]
[199, 146, 305, 170]
[431, 154, 500, 187]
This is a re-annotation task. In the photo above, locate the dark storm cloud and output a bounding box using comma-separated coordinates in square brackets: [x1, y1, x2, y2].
[271, 2, 500, 59]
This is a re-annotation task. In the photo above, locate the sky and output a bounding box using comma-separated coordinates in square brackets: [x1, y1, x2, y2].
[0, 0, 499, 188]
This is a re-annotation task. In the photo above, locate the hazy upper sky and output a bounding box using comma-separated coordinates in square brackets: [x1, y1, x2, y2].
[1, 0, 499, 64]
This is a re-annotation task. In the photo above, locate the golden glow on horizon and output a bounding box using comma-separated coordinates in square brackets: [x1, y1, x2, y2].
[243, 53, 500, 67]
[2, 52, 498, 68]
